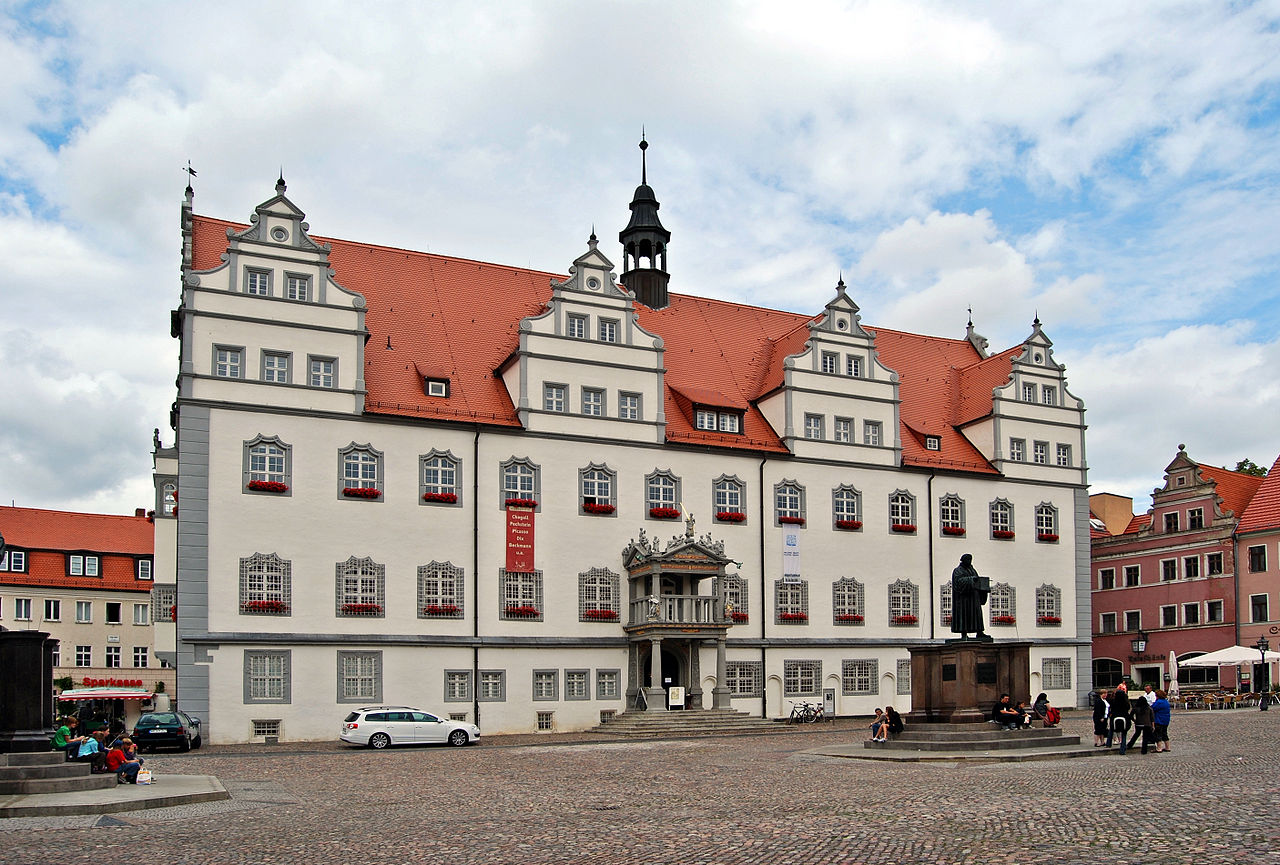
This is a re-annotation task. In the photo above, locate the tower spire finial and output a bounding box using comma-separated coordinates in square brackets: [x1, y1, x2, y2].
[182, 160, 197, 195]
[639, 128, 648, 184]
[276, 168, 286, 194]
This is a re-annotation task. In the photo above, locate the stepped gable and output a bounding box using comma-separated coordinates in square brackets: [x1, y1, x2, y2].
[0, 506, 153, 591]
[190, 214, 1022, 470]
[1238, 454, 1280, 533]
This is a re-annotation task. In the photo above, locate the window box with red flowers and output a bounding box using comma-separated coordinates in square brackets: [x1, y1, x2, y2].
[778, 612, 809, 623]
[504, 498, 538, 509]
[730, 611, 749, 623]
[649, 507, 681, 520]
[504, 605, 541, 619]
[991, 615, 1017, 625]
[342, 487, 382, 500]
[942, 615, 952, 625]
[992, 530, 1016, 540]
[716, 511, 747, 523]
[340, 602, 383, 616]
[890, 523, 917, 534]
[581, 502, 616, 515]
[583, 609, 619, 622]
[247, 480, 289, 494]
[835, 519, 863, 531]
[834, 613, 864, 624]
[241, 599, 289, 615]
[778, 515, 805, 526]
[422, 604, 461, 618]
[1037, 533, 1059, 543]
[890, 614, 919, 626]
[941, 526, 966, 536]
[422, 492, 458, 504]
[1037, 615, 1062, 626]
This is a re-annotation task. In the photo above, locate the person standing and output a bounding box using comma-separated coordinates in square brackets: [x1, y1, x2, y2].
[1110, 684, 1133, 753]
[1093, 688, 1110, 746]
[1128, 693, 1155, 754]
[1151, 689, 1172, 752]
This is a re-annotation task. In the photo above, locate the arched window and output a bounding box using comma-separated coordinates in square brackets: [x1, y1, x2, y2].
[338, 442, 383, 499]
[420, 450, 461, 504]
[832, 577, 864, 625]
[888, 580, 919, 625]
[774, 481, 805, 524]
[500, 457, 540, 507]
[723, 574, 748, 622]
[1093, 658, 1125, 689]
[335, 556, 385, 617]
[990, 583, 1016, 625]
[939, 494, 965, 534]
[713, 475, 746, 521]
[645, 470, 680, 517]
[832, 486, 862, 529]
[579, 463, 617, 513]
[1035, 503, 1059, 541]
[579, 567, 621, 622]
[989, 499, 1014, 538]
[418, 562, 464, 618]
[1036, 584, 1062, 625]
[889, 491, 916, 531]
[774, 579, 809, 623]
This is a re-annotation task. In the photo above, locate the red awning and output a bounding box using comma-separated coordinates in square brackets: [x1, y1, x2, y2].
[58, 688, 153, 701]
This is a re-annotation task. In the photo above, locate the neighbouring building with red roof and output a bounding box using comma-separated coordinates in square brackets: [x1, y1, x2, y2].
[1235, 453, 1280, 690]
[154, 153, 1091, 743]
[1090, 446, 1267, 693]
[0, 506, 171, 698]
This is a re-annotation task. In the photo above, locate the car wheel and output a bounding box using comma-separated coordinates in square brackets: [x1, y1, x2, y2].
[448, 729, 469, 747]
[192, 735, 202, 750]
[178, 736, 191, 752]
[369, 732, 391, 750]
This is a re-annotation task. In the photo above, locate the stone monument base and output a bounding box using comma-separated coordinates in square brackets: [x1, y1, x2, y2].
[906, 640, 1032, 724]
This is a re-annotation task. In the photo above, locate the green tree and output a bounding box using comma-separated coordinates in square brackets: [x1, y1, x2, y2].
[1235, 458, 1268, 477]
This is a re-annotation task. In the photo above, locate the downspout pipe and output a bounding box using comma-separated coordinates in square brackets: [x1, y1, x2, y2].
[472, 426, 481, 728]
[759, 456, 768, 719]
[927, 473, 935, 641]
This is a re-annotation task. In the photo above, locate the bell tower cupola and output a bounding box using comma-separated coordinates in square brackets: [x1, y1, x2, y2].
[619, 134, 672, 310]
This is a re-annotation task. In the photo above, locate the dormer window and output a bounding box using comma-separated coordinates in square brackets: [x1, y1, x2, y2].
[846, 356, 863, 377]
[924, 436, 941, 451]
[424, 378, 450, 398]
[694, 407, 742, 434]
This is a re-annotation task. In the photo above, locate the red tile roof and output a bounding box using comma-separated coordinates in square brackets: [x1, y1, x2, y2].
[0, 507, 154, 593]
[1199, 465, 1265, 520]
[1123, 513, 1152, 535]
[1236, 454, 1280, 533]
[191, 214, 1020, 472]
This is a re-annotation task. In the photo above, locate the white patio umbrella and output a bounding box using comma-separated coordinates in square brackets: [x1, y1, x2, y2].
[1167, 650, 1179, 697]
[1177, 646, 1280, 667]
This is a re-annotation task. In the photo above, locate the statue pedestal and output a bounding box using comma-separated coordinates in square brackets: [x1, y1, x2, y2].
[0, 629, 57, 753]
[906, 640, 1032, 724]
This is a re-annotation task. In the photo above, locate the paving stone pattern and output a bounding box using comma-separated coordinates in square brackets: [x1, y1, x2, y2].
[3, 710, 1277, 864]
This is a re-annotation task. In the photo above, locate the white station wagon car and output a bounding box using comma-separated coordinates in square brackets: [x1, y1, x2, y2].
[341, 706, 480, 749]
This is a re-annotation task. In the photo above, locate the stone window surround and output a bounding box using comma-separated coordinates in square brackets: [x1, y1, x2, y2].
[499, 457, 541, 511]
[213, 344, 245, 379]
[419, 449, 463, 507]
[578, 462, 617, 515]
[243, 434, 292, 496]
[337, 442, 384, 501]
[478, 670, 506, 702]
[337, 651, 383, 703]
[244, 649, 291, 704]
[841, 659, 878, 695]
[774, 479, 806, 525]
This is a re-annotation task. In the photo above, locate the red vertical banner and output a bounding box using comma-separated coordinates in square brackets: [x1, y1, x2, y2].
[506, 507, 535, 572]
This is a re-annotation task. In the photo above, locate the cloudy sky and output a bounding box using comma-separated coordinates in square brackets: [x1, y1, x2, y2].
[2, 0, 1279, 518]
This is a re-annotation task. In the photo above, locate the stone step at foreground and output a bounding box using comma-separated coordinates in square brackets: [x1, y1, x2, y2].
[0, 752, 118, 795]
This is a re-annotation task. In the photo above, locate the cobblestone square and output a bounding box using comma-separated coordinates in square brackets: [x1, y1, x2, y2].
[4, 710, 1277, 865]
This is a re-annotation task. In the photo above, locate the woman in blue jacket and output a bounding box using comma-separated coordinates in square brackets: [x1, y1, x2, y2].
[1151, 689, 1172, 753]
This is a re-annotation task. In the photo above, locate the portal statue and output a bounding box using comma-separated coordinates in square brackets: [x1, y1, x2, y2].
[950, 553, 990, 640]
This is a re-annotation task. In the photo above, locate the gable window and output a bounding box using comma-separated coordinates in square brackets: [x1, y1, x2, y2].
[841, 659, 878, 695]
[619, 392, 640, 420]
[309, 356, 336, 388]
[263, 352, 291, 383]
[803, 414, 824, 440]
[69, 555, 101, 577]
[713, 475, 746, 520]
[419, 451, 460, 505]
[214, 347, 243, 378]
[581, 387, 605, 417]
[990, 499, 1013, 538]
[500, 458, 540, 507]
[1009, 439, 1025, 462]
[0, 550, 26, 572]
[339, 444, 383, 499]
[775, 579, 809, 623]
[645, 470, 680, 517]
[783, 660, 821, 697]
[834, 417, 852, 443]
[543, 384, 566, 413]
[245, 435, 291, 494]
[1035, 504, 1058, 541]
[1056, 444, 1072, 467]
[1161, 559, 1178, 581]
[846, 356, 863, 377]
[1033, 441, 1048, 464]
[1022, 382, 1036, 402]
[338, 651, 382, 703]
[1207, 553, 1223, 575]
[1041, 385, 1057, 406]
[244, 650, 290, 703]
[863, 420, 882, 446]
[1124, 565, 1140, 587]
[989, 583, 1015, 624]
[336, 557, 385, 617]
[832, 577, 864, 625]
[1188, 508, 1204, 530]
[1099, 568, 1115, 590]
[774, 482, 805, 525]
[567, 313, 587, 339]
[285, 274, 310, 301]
[833, 485, 862, 529]
[578, 567, 620, 622]
[821, 351, 838, 374]
[939, 494, 965, 535]
[888, 579, 919, 625]
[239, 553, 291, 615]
[888, 491, 916, 531]
[245, 268, 271, 296]
[418, 562, 464, 618]
[1248, 545, 1267, 573]
[500, 569, 543, 621]
[598, 319, 618, 343]
[579, 463, 617, 513]
[1164, 513, 1179, 533]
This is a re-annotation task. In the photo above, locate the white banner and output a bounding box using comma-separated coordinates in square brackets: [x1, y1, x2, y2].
[782, 529, 801, 580]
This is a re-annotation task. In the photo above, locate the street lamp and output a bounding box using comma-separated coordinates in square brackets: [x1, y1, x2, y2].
[1256, 635, 1270, 712]
[1131, 630, 1149, 654]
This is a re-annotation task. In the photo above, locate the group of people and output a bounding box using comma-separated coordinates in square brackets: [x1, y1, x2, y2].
[991, 692, 1060, 729]
[51, 716, 147, 783]
[868, 706, 904, 741]
[1091, 683, 1172, 754]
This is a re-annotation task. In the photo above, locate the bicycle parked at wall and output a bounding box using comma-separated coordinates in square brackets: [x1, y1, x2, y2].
[787, 701, 824, 723]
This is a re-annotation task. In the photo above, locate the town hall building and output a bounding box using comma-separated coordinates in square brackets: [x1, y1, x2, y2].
[152, 147, 1091, 742]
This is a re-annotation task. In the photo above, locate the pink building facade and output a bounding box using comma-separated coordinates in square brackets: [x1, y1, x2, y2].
[1091, 446, 1263, 692]
[1236, 454, 1280, 691]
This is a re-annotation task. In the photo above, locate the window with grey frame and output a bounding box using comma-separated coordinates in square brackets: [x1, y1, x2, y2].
[244, 267, 271, 296]
[645, 470, 680, 517]
[841, 659, 878, 695]
[532, 670, 558, 701]
[888, 490, 916, 530]
[565, 670, 590, 700]
[213, 345, 243, 379]
[244, 650, 290, 703]
[262, 351, 291, 384]
[239, 553, 291, 616]
[723, 574, 748, 623]
[832, 577, 864, 625]
[337, 651, 382, 703]
[775, 579, 809, 624]
[1035, 503, 1058, 539]
[285, 273, 310, 301]
[596, 669, 621, 700]
[579, 567, 620, 622]
[783, 660, 821, 697]
[713, 475, 746, 520]
[581, 387, 605, 417]
[500, 569, 543, 620]
[888, 579, 919, 625]
[896, 659, 912, 695]
[419, 450, 461, 505]
[990, 499, 1014, 538]
[309, 356, 336, 388]
[725, 661, 763, 697]
[774, 481, 805, 525]
[939, 494, 965, 535]
[244, 435, 291, 494]
[338, 443, 383, 499]
[418, 561, 464, 618]
[832, 485, 862, 529]
[579, 463, 617, 514]
[478, 670, 506, 701]
[444, 670, 472, 702]
[803, 413, 824, 440]
[151, 585, 176, 624]
[618, 391, 641, 420]
[1042, 658, 1071, 690]
[500, 457, 540, 508]
[335, 557, 385, 617]
[1035, 584, 1061, 625]
[940, 582, 952, 626]
[989, 583, 1016, 625]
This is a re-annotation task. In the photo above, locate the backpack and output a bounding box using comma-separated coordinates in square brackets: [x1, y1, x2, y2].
[1045, 706, 1061, 725]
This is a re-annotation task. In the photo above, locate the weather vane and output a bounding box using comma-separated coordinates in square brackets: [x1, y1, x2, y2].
[183, 160, 197, 189]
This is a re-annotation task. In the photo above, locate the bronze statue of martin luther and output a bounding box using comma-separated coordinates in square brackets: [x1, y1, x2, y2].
[950, 553, 992, 641]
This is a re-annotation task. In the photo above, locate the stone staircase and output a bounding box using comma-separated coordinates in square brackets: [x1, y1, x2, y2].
[855, 721, 1104, 763]
[593, 708, 795, 738]
[0, 752, 118, 795]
